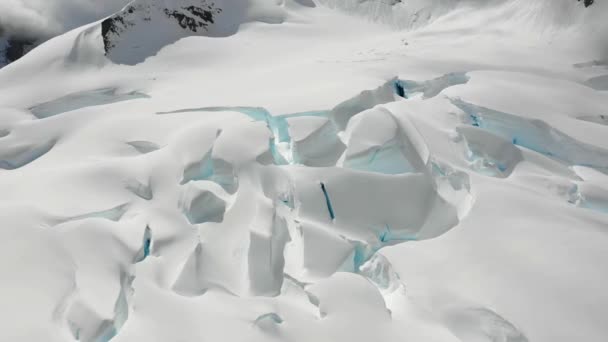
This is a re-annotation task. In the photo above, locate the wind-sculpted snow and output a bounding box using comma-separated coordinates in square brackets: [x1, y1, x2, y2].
[5, 71, 597, 340]
[2, 2, 608, 341]
[0, 77, 480, 339]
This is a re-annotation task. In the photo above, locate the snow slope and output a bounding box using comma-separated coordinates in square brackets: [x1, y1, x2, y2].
[0, 1, 607, 341]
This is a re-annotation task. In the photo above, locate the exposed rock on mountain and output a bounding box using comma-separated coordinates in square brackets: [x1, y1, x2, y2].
[101, 0, 222, 62]
[0, 30, 37, 68]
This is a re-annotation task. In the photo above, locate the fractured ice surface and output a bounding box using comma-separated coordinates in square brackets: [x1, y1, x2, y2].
[289, 221, 354, 279]
[397, 72, 470, 99]
[358, 253, 403, 293]
[55, 219, 152, 342]
[330, 79, 397, 130]
[571, 181, 608, 214]
[135, 226, 153, 263]
[159, 105, 340, 166]
[341, 106, 426, 174]
[0, 138, 56, 170]
[287, 116, 345, 166]
[180, 186, 226, 225]
[457, 126, 523, 177]
[5, 1, 608, 341]
[453, 99, 608, 171]
[247, 197, 290, 296]
[319, 182, 335, 220]
[286, 165, 469, 281]
[29, 88, 148, 119]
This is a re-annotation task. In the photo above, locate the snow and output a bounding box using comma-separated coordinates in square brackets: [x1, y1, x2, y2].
[1, 0, 608, 342]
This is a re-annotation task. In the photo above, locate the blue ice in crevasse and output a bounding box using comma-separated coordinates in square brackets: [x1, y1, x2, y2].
[93, 276, 132, 342]
[157, 106, 329, 144]
[136, 226, 152, 263]
[181, 152, 214, 185]
[394, 80, 406, 98]
[143, 233, 151, 259]
[320, 182, 335, 220]
[451, 99, 608, 171]
[96, 326, 118, 342]
[158, 106, 331, 166]
[182, 154, 239, 194]
[470, 113, 481, 127]
[271, 110, 331, 142]
[344, 142, 416, 175]
[350, 224, 417, 271]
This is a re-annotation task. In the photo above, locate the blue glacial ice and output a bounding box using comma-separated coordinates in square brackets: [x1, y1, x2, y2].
[320, 182, 335, 220]
[452, 99, 608, 172]
[344, 139, 417, 174]
[135, 226, 152, 263]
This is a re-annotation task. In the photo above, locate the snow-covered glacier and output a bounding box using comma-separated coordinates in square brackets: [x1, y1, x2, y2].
[0, 0, 607, 341]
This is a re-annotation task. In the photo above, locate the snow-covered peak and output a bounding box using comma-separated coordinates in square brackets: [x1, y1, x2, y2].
[101, 0, 314, 64]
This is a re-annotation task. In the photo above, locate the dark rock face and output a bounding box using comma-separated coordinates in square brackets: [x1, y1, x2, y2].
[101, 1, 222, 55]
[101, 13, 132, 53]
[5, 39, 36, 62]
[578, 0, 594, 7]
[1, 35, 37, 67]
[163, 5, 220, 32]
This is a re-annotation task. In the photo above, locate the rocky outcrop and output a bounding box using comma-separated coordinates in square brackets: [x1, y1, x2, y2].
[578, 0, 594, 7]
[0, 35, 37, 67]
[100, 0, 223, 64]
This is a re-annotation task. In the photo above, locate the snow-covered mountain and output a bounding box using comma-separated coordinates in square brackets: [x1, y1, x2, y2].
[0, 0, 130, 68]
[1, 1, 607, 342]
[99, 0, 316, 64]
